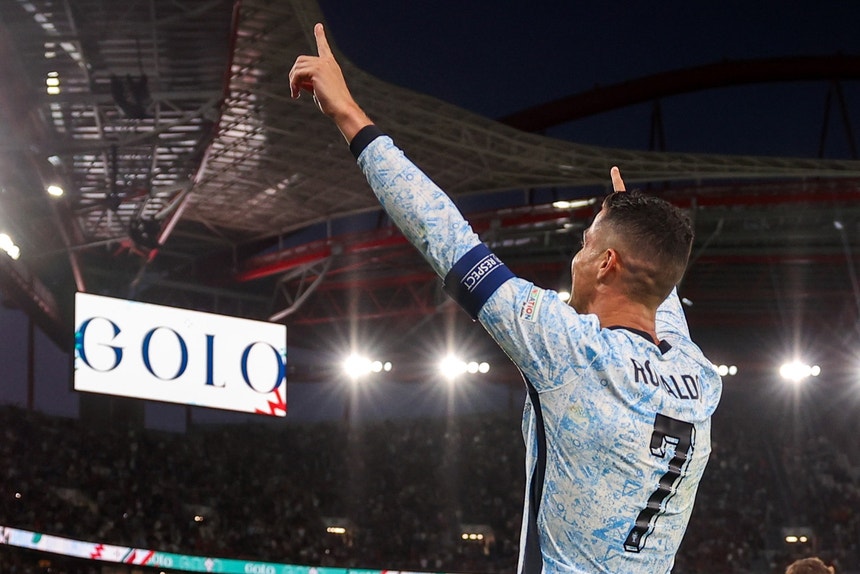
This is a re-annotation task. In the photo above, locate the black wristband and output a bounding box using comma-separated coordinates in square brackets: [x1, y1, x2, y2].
[349, 125, 386, 159]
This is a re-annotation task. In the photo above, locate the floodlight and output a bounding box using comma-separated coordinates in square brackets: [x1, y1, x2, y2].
[343, 354, 391, 379]
[779, 361, 818, 383]
[343, 354, 372, 379]
[0, 233, 20, 260]
[478, 362, 490, 373]
[46, 71, 61, 95]
[552, 199, 593, 210]
[717, 364, 738, 377]
[46, 184, 64, 197]
[557, 290, 571, 302]
[439, 355, 468, 380]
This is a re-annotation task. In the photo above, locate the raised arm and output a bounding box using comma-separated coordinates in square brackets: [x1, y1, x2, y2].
[290, 24, 501, 293]
[290, 24, 615, 385]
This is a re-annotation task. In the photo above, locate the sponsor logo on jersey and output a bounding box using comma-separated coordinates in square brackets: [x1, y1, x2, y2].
[520, 286, 544, 322]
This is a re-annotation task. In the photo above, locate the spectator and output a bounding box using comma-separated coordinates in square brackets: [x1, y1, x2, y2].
[786, 557, 836, 574]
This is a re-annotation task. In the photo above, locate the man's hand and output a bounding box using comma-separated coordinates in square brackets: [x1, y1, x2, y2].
[611, 166, 626, 192]
[289, 23, 373, 142]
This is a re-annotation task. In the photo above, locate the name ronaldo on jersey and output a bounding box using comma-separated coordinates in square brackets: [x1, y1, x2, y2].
[630, 358, 701, 401]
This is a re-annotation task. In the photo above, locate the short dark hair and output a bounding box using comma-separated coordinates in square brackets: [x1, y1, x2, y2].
[600, 190, 693, 304]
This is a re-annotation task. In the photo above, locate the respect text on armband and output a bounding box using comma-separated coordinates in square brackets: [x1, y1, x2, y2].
[463, 254, 503, 292]
[630, 358, 700, 401]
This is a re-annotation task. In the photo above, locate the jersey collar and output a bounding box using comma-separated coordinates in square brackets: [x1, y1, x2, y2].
[608, 325, 672, 354]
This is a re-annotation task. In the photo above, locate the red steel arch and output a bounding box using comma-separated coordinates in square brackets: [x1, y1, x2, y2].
[499, 55, 860, 132]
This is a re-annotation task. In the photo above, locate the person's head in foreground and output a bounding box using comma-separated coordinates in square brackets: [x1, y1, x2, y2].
[785, 557, 836, 574]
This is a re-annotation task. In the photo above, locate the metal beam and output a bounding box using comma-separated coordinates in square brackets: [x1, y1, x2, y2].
[500, 55, 860, 132]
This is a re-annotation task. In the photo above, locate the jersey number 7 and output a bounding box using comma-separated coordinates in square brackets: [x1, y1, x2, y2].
[623, 413, 696, 552]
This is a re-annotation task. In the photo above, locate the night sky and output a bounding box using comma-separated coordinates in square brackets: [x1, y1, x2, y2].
[318, 1, 860, 158]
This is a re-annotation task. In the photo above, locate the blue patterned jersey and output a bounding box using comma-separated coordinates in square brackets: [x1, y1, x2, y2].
[354, 130, 722, 574]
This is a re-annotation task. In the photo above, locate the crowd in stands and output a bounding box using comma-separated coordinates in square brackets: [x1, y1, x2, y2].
[0, 383, 858, 574]
[778, 415, 860, 572]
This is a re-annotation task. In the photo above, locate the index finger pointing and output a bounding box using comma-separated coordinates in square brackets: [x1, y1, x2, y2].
[610, 166, 626, 192]
[314, 23, 332, 57]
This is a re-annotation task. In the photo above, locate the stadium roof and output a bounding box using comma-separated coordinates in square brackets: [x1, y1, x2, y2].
[1, 0, 859, 380]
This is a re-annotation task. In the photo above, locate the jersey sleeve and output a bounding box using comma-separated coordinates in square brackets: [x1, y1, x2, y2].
[356, 133, 482, 278]
[355, 131, 604, 390]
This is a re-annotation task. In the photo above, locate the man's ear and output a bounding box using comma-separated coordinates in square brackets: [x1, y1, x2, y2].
[596, 248, 619, 281]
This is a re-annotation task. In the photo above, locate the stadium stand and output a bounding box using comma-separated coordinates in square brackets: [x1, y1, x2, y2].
[1, 383, 858, 574]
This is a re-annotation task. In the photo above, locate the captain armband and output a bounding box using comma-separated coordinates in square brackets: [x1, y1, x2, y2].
[443, 244, 515, 320]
